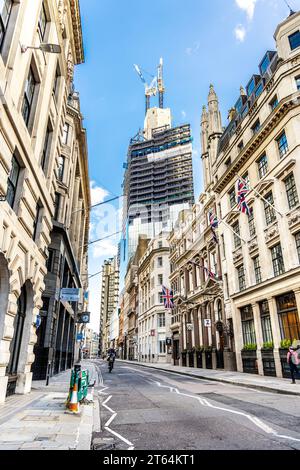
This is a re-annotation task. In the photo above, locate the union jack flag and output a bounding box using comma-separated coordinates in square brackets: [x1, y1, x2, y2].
[209, 211, 219, 244]
[162, 286, 174, 309]
[237, 178, 252, 216]
[203, 266, 219, 282]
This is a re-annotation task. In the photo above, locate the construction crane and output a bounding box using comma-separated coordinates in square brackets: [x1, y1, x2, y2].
[133, 64, 157, 114]
[157, 58, 165, 109]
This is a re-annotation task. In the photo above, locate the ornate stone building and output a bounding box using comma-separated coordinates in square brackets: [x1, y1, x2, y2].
[0, 0, 86, 401]
[213, 11, 300, 377]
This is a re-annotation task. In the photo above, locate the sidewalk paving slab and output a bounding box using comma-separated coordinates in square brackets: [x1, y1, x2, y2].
[120, 359, 300, 396]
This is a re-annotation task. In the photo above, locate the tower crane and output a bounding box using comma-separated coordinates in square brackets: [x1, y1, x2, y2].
[157, 58, 165, 109]
[133, 64, 157, 114]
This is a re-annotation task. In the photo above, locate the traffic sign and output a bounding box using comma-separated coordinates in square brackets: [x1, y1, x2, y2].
[60, 288, 81, 302]
[204, 319, 211, 327]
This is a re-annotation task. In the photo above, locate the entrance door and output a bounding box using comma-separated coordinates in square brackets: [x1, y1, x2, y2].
[173, 339, 180, 365]
[6, 287, 27, 396]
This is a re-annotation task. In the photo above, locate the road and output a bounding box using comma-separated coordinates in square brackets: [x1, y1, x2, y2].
[91, 360, 300, 451]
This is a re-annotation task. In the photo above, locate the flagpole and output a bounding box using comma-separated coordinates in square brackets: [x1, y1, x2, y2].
[218, 217, 247, 244]
[189, 260, 223, 285]
[237, 174, 283, 217]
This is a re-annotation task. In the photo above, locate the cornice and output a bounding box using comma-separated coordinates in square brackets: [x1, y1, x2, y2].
[69, 0, 84, 64]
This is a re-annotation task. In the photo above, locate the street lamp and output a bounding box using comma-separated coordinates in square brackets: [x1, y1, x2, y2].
[21, 43, 62, 54]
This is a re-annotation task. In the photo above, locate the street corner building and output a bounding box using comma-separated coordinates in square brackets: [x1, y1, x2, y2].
[211, 11, 300, 377]
[0, 0, 90, 402]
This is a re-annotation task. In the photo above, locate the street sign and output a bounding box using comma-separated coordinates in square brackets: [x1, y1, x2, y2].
[204, 319, 211, 328]
[77, 312, 90, 324]
[186, 323, 193, 331]
[60, 288, 80, 302]
[77, 333, 84, 341]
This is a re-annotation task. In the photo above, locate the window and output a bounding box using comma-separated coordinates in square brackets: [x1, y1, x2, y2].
[157, 257, 163, 267]
[158, 313, 165, 328]
[33, 203, 41, 240]
[276, 131, 288, 158]
[53, 65, 60, 99]
[225, 157, 231, 167]
[251, 119, 260, 135]
[242, 173, 250, 186]
[62, 123, 70, 145]
[7, 155, 20, 209]
[237, 265, 246, 291]
[257, 154, 268, 179]
[277, 293, 300, 341]
[271, 244, 285, 277]
[259, 301, 273, 343]
[270, 95, 278, 111]
[158, 274, 163, 286]
[22, 66, 37, 127]
[241, 306, 256, 345]
[229, 187, 236, 208]
[0, 0, 12, 51]
[284, 173, 299, 210]
[295, 232, 300, 263]
[248, 209, 256, 237]
[54, 192, 60, 220]
[232, 221, 241, 249]
[238, 141, 244, 152]
[46, 248, 54, 272]
[289, 31, 300, 51]
[41, 122, 51, 170]
[158, 241, 163, 248]
[253, 256, 262, 284]
[58, 155, 65, 182]
[38, 2, 47, 40]
[159, 340, 166, 354]
[158, 292, 163, 304]
[296, 76, 300, 91]
[264, 192, 276, 226]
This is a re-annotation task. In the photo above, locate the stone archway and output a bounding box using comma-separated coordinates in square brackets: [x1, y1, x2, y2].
[0, 253, 10, 402]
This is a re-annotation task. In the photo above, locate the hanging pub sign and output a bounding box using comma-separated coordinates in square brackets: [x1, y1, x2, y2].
[77, 312, 90, 324]
[60, 288, 81, 302]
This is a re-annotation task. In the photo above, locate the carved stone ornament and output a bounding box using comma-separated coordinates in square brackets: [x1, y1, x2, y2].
[264, 222, 279, 243]
[58, 0, 68, 33]
[67, 49, 74, 82]
[288, 208, 300, 228]
[233, 248, 243, 264]
[248, 237, 258, 253]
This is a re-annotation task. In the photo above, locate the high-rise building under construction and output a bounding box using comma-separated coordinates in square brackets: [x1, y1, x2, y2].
[121, 60, 194, 264]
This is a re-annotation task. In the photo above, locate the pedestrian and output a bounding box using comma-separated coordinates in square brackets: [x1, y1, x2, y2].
[287, 346, 300, 384]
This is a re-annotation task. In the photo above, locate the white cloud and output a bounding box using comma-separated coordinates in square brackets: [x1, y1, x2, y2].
[234, 24, 247, 42]
[90, 180, 109, 206]
[235, 0, 258, 20]
[181, 110, 187, 119]
[185, 41, 200, 56]
[91, 239, 118, 259]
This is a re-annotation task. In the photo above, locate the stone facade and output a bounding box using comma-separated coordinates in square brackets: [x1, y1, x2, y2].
[212, 12, 300, 377]
[99, 257, 119, 356]
[0, 0, 85, 402]
[137, 234, 172, 364]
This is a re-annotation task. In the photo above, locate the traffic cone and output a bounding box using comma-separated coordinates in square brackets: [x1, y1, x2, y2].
[68, 380, 80, 414]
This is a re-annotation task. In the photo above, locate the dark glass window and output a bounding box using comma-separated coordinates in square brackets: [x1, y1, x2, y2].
[289, 31, 300, 51]
[53, 65, 60, 99]
[251, 120, 260, 135]
[241, 306, 256, 345]
[158, 313, 165, 327]
[260, 54, 270, 75]
[0, 0, 12, 51]
[232, 221, 241, 249]
[237, 265, 246, 291]
[38, 2, 47, 40]
[257, 154, 268, 179]
[248, 209, 256, 237]
[295, 232, 300, 263]
[270, 95, 278, 111]
[238, 141, 244, 152]
[7, 155, 20, 209]
[264, 192, 276, 226]
[46, 248, 54, 272]
[253, 256, 262, 284]
[21, 66, 36, 126]
[58, 155, 65, 182]
[255, 82, 263, 98]
[284, 173, 299, 210]
[276, 131, 288, 158]
[158, 257, 163, 267]
[271, 244, 285, 277]
[277, 293, 300, 341]
[259, 301, 273, 343]
[247, 78, 256, 97]
[296, 76, 300, 91]
[41, 123, 51, 170]
[229, 187, 236, 208]
[33, 204, 40, 241]
[54, 192, 60, 220]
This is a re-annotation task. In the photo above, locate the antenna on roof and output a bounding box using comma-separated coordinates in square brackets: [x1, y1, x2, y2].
[283, 0, 295, 15]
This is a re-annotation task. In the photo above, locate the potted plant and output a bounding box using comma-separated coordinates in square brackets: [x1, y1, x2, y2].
[261, 341, 276, 377]
[241, 343, 258, 374]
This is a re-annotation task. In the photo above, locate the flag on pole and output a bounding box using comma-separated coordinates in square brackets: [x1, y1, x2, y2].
[209, 211, 219, 244]
[162, 286, 174, 309]
[237, 178, 253, 217]
[203, 266, 220, 282]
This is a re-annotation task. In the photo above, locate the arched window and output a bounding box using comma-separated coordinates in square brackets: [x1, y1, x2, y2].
[217, 300, 222, 322]
[7, 286, 27, 376]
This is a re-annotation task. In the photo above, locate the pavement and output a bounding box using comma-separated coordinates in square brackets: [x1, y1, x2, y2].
[94, 359, 300, 451]
[0, 360, 99, 450]
[119, 359, 300, 396]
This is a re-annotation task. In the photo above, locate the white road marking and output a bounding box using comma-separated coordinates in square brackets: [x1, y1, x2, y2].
[154, 381, 300, 444]
[105, 412, 117, 428]
[102, 395, 115, 414]
[105, 426, 135, 448]
[98, 386, 109, 395]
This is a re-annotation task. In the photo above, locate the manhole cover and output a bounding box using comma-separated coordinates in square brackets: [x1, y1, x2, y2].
[92, 438, 115, 450]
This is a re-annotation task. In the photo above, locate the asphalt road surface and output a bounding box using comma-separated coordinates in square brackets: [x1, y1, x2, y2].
[92, 360, 300, 451]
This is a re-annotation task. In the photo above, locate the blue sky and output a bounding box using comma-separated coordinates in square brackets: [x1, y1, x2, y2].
[75, 0, 299, 331]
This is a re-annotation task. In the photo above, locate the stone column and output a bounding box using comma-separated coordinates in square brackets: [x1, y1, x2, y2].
[232, 304, 243, 372]
[294, 289, 300, 324]
[70, 177, 80, 241]
[252, 303, 264, 376]
[268, 296, 283, 378]
[198, 306, 203, 346]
